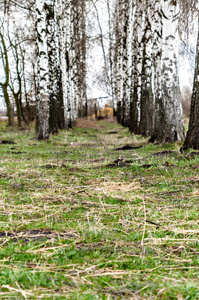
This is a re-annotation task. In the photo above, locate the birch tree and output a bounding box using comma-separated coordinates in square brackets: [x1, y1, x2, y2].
[107, 0, 116, 114]
[69, 0, 78, 124]
[150, 0, 185, 143]
[0, 3, 37, 127]
[45, 0, 59, 134]
[121, 0, 131, 127]
[139, 0, 154, 137]
[79, 0, 87, 118]
[45, 0, 65, 134]
[70, 0, 87, 121]
[56, 0, 70, 128]
[9, 36, 27, 127]
[35, 0, 50, 140]
[113, 0, 122, 124]
[113, 0, 131, 126]
[129, 0, 145, 134]
[0, 25, 14, 126]
[182, 15, 199, 150]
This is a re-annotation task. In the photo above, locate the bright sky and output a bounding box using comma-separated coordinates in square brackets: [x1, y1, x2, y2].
[86, 0, 110, 100]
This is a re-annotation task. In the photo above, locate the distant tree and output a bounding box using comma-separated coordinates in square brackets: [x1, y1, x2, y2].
[0, 0, 38, 127]
[71, 0, 87, 120]
[79, 0, 87, 118]
[181, 86, 191, 118]
[106, 0, 116, 114]
[113, 0, 126, 126]
[9, 35, 29, 126]
[0, 24, 14, 126]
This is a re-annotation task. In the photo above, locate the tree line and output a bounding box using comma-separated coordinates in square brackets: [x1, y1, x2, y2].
[111, 0, 199, 149]
[0, 0, 199, 149]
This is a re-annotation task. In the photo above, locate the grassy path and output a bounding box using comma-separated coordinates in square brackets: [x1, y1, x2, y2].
[0, 119, 198, 299]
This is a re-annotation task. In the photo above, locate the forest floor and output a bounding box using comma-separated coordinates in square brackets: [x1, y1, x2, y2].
[0, 117, 198, 299]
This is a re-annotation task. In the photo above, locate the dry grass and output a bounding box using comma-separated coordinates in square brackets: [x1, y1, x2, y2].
[75, 118, 104, 129]
[0, 119, 198, 299]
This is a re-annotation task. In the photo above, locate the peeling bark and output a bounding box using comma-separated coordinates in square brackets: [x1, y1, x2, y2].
[36, 0, 50, 140]
[150, 0, 185, 144]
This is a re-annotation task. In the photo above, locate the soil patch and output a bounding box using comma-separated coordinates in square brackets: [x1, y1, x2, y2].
[0, 140, 16, 145]
[107, 131, 119, 134]
[106, 158, 133, 168]
[114, 144, 143, 151]
[75, 118, 102, 129]
[152, 150, 176, 156]
[93, 181, 140, 197]
[0, 230, 78, 242]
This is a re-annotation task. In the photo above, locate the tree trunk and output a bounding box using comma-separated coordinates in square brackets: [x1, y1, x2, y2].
[2, 86, 14, 127]
[80, 0, 87, 118]
[115, 0, 123, 125]
[107, 0, 116, 114]
[36, 0, 50, 140]
[139, 0, 154, 137]
[150, 0, 185, 144]
[57, 0, 71, 129]
[0, 29, 14, 127]
[121, 0, 130, 127]
[45, 0, 59, 134]
[129, 0, 143, 134]
[182, 17, 199, 150]
[9, 37, 27, 127]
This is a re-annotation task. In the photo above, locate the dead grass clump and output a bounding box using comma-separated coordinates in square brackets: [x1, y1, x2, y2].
[92, 181, 141, 199]
[75, 118, 102, 129]
[101, 181, 140, 192]
[102, 116, 117, 123]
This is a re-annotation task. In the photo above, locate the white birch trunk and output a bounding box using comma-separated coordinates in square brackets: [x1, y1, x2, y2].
[150, 0, 185, 143]
[116, 0, 124, 123]
[129, 0, 144, 133]
[107, 0, 116, 114]
[113, 0, 120, 117]
[57, 0, 71, 128]
[45, 0, 59, 133]
[139, 0, 154, 136]
[78, 0, 87, 118]
[121, 0, 131, 126]
[36, 0, 50, 140]
[161, 0, 185, 142]
[70, 0, 79, 124]
[54, 0, 65, 129]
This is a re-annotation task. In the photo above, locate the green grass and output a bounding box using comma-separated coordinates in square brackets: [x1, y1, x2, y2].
[0, 119, 198, 299]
